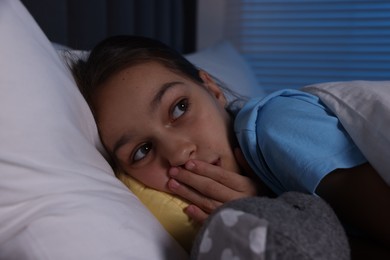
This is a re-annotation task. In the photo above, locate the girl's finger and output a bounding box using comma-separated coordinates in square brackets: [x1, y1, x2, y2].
[167, 178, 223, 213]
[169, 166, 256, 204]
[169, 165, 248, 202]
[183, 159, 253, 192]
[184, 204, 209, 224]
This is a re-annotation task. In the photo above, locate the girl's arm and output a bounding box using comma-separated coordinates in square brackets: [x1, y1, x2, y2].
[316, 163, 390, 249]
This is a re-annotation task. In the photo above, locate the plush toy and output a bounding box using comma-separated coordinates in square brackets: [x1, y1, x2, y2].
[191, 192, 350, 260]
[117, 169, 350, 258]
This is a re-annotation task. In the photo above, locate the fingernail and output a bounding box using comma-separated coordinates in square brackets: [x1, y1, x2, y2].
[168, 179, 180, 190]
[185, 205, 195, 215]
[185, 161, 195, 170]
[169, 167, 179, 177]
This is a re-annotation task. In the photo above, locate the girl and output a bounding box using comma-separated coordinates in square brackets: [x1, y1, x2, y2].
[72, 35, 390, 257]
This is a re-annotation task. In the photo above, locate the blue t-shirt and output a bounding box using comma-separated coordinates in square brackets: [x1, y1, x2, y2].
[234, 89, 367, 195]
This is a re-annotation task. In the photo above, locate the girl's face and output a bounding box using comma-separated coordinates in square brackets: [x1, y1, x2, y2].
[93, 61, 241, 193]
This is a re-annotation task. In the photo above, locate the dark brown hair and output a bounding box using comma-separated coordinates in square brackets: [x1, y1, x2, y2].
[71, 35, 246, 115]
[71, 35, 203, 104]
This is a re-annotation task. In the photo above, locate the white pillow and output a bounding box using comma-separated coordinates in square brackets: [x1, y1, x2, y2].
[185, 41, 266, 100]
[0, 1, 187, 259]
[303, 81, 390, 186]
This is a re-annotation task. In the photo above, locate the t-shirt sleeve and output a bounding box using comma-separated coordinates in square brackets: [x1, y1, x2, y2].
[256, 94, 366, 194]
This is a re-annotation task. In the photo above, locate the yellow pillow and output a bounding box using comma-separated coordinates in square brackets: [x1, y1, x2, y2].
[116, 171, 199, 252]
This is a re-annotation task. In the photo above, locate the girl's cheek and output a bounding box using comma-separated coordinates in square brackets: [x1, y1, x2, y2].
[131, 166, 171, 193]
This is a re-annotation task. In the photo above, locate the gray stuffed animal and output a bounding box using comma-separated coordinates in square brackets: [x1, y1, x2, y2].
[191, 192, 350, 260]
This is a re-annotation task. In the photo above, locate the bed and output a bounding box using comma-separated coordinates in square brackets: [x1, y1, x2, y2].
[1, 1, 389, 259]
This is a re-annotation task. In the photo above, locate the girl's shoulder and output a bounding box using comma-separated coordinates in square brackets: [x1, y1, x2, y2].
[253, 89, 322, 110]
[234, 89, 326, 132]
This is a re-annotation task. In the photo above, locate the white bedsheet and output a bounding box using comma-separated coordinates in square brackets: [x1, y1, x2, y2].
[303, 80, 390, 186]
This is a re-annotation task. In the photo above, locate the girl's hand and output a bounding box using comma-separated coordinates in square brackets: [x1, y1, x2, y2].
[167, 150, 258, 224]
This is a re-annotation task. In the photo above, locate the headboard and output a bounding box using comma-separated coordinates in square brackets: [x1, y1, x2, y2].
[20, 0, 197, 53]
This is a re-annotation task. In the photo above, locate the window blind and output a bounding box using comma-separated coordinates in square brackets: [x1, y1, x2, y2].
[225, 0, 390, 94]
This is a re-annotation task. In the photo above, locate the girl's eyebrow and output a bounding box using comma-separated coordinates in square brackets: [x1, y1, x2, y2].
[112, 81, 184, 156]
[112, 132, 133, 156]
[150, 81, 183, 113]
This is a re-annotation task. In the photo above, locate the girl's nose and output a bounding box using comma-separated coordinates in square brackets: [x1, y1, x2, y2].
[161, 136, 196, 167]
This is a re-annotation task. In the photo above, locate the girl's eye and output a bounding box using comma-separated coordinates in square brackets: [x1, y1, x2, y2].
[172, 99, 189, 120]
[132, 143, 152, 162]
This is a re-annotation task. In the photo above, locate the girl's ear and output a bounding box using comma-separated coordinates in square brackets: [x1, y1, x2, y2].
[199, 70, 227, 107]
